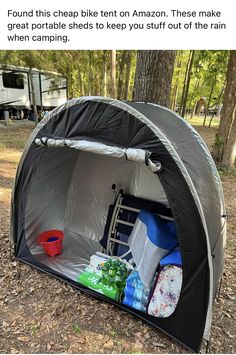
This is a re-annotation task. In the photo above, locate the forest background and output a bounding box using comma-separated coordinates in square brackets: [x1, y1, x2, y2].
[0, 49, 235, 168]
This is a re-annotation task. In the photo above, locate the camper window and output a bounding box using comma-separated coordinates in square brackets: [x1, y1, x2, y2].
[2, 72, 24, 89]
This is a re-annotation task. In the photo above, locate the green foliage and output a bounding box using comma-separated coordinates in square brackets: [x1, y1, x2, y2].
[214, 132, 224, 147]
[0, 142, 6, 149]
[0, 50, 228, 112]
[30, 324, 39, 336]
[217, 164, 236, 178]
[110, 330, 117, 337]
[171, 50, 229, 114]
[72, 323, 81, 334]
[0, 50, 136, 100]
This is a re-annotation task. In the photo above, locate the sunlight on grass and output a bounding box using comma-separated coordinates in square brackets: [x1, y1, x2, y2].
[0, 139, 27, 150]
[186, 115, 220, 128]
[0, 151, 22, 163]
[0, 169, 15, 180]
[0, 186, 12, 200]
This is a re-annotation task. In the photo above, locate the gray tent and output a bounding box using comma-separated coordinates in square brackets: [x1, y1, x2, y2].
[11, 96, 226, 352]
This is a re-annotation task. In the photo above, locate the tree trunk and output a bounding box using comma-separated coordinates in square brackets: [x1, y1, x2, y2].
[203, 75, 216, 126]
[171, 83, 179, 111]
[4, 110, 10, 126]
[171, 51, 183, 111]
[180, 50, 195, 117]
[117, 51, 127, 99]
[78, 68, 83, 96]
[221, 110, 236, 167]
[132, 50, 176, 107]
[102, 51, 107, 97]
[191, 101, 198, 118]
[124, 51, 132, 100]
[110, 50, 116, 98]
[212, 51, 236, 168]
[190, 79, 201, 118]
[187, 77, 200, 118]
[29, 68, 38, 126]
[94, 72, 100, 96]
[88, 51, 93, 96]
[208, 82, 225, 128]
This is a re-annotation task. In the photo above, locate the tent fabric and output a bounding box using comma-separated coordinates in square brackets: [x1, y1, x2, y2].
[10, 96, 226, 352]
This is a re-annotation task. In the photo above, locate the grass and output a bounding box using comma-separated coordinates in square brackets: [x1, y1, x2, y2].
[110, 330, 117, 337]
[0, 139, 27, 150]
[0, 122, 34, 150]
[72, 324, 81, 334]
[186, 115, 220, 128]
[11, 139, 27, 149]
[217, 165, 236, 179]
[30, 325, 39, 336]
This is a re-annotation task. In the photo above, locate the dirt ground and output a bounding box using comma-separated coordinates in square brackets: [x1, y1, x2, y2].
[0, 120, 235, 354]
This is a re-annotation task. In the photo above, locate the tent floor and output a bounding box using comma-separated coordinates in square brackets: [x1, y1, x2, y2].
[30, 230, 102, 281]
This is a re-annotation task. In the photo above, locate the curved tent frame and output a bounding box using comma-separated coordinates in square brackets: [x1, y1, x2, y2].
[11, 96, 226, 352]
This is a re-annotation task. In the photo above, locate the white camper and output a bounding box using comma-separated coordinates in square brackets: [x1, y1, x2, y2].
[0, 65, 67, 119]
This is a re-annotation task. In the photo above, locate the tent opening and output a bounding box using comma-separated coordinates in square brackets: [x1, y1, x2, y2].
[25, 144, 182, 318]
[12, 96, 226, 352]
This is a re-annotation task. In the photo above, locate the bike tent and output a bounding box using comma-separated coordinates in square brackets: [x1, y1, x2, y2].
[11, 96, 226, 352]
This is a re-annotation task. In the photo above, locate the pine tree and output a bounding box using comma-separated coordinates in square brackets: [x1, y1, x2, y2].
[132, 50, 176, 107]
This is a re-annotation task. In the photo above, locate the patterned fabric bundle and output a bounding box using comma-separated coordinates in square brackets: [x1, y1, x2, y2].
[147, 249, 183, 318]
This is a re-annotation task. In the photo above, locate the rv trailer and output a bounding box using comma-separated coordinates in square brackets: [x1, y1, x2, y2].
[0, 65, 67, 120]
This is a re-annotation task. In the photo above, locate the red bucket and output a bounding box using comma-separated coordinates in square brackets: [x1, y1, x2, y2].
[38, 230, 64, 256]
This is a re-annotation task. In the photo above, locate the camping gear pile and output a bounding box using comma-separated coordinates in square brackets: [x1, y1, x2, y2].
[77, 254, 129, 301]
[37, 206, 183, 316]
[11, 96, 226, 352]
[76, 208, 183, 317]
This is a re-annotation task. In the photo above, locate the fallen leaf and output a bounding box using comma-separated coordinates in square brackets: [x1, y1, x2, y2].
[104, 339, 114, 348]
[153, 342, 165, 348]
[17, 336, 30, 342]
